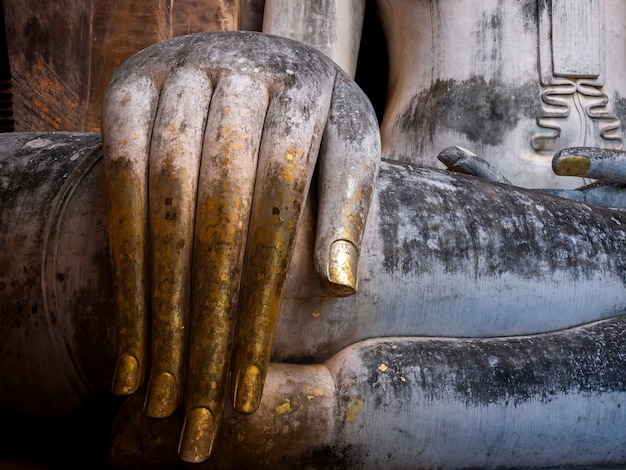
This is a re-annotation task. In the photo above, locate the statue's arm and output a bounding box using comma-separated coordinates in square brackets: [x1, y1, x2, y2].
[262, 0, 367, 77]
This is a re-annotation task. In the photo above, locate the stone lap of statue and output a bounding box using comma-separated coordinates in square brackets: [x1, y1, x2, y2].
[2, 127, 626, 469]
[3, 0, 626, 468]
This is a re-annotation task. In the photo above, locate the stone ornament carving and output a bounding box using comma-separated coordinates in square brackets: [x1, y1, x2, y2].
[534, 0, 623, 152]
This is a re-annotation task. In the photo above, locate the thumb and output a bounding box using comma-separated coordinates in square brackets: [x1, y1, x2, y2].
[315, 71, 381, 296]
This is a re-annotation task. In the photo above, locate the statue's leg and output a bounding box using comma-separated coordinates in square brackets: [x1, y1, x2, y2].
[3, 132, 626, 407]
[109, 318, 626, 469]
[2, 132, 626, 468]
[276, 159, 626, 361]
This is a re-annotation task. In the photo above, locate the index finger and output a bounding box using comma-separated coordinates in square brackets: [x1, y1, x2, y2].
[231, 73, 336, 415]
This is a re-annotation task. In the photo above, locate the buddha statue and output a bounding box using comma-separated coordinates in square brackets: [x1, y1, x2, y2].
[2, 1, 626, 468]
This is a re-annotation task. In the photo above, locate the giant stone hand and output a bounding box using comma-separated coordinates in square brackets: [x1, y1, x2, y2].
[101, 31, 380, 463]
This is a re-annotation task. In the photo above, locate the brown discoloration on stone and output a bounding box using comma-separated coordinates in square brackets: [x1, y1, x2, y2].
[5, 0, 244, 132]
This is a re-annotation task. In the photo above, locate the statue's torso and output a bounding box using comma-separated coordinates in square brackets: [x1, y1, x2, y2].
[378, 0, 626, 188]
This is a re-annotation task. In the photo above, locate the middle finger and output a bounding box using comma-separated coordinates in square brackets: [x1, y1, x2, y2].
[178, 74, 270, 463]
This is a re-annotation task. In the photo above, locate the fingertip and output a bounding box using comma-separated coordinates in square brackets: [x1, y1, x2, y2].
[318, 239, 358, 297]
[233, 364, 263, 414]
[112, 353, 141, 395]
[553, 153, 591, 176]
[143, 371, 178, 418]
[179, 407, 216, 463]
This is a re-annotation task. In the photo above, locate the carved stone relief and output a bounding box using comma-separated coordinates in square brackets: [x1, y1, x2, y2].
[533, 0, 622, 152]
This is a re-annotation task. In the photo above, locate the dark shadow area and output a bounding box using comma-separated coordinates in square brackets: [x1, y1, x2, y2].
[0, 393, 123, 469]
[354, 0, 389, 125]
[0, 0, 14, 132]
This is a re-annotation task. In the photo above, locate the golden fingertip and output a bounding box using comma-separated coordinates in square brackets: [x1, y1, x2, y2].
[179, 407, 216, 463]
[233, 364, 262, 414]
[327, 239, 358, 296]
[112, 354, 140, 395]
[143, 371, 178, 418]
[554, 155, 591, 176]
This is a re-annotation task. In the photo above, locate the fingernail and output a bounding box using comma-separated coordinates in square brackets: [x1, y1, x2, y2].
[234, 364, 262, 414]
[112, 354, 140, 395]
[554, 155, 591, 176]
[327, 239, 358, 296]
[178, 407, 216, 463]
[143, 371, 177, 418]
